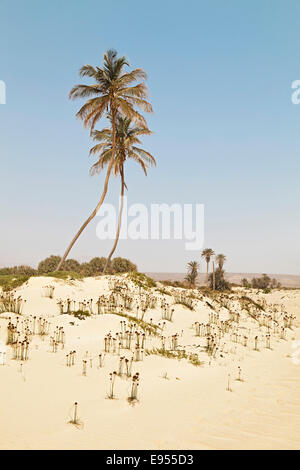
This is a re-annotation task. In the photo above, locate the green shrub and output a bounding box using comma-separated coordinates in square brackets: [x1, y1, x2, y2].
[44, 271, 83, 280]
[0, 275, 30, 292]
[61, 259, 81, 272]
[38, 255, 61, 273]
[129, 272, 156, 289]
[209, 267, 230, 291]
[89, 257, 107, 274]
[70, 310, 91, 320]
[112, 257, 137, 273]
[156, 288, 172, 296]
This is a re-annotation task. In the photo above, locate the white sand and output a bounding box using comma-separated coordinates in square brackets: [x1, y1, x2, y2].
[0, 275, 299, 450]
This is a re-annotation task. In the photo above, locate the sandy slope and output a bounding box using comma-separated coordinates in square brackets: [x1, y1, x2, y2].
[0, 276, 299, 450]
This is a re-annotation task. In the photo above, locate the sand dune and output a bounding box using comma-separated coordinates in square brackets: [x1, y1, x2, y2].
[0, 275, 299, 450]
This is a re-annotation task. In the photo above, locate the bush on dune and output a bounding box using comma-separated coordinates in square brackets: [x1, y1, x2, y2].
[38, 255, 62, 274]
[0, 255, 139, 288]
[88, 257, 107, 275]
[112, 257, 137, 274]
[0, 274, 30, 292]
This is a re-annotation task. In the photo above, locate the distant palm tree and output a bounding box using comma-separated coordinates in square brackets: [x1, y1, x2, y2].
[185, 261, 199, 287]
[216, 253, 226, 270]
[201, 248, 215, 286]
[88, 115, 156, 273]
[56, 49, 152, 271]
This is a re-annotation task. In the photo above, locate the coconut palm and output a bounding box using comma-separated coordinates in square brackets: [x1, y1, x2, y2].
[201, 248, 215, 286]
[216, 253, 226, 270]
[56, 49, 153, 271]
[185, 261, 199, 287]
[89, 115, 156, 273]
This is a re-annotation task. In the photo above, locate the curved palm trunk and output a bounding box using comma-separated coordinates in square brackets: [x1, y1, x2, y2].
[56, 109, 117, 271]
[103, 166, 125, 273]
[206, 260, 209, 287]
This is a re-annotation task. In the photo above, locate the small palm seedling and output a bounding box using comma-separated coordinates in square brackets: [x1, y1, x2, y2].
[98, 353, 105, 368]
[161, 304, 175, 321]
[13, 340, 29, 361]
[43, 285, 55, 299]
[280, 327, 286, 341]
[128, 373, 140, 404]
[134, 345, 144, 362]
[236, 366, 243, 382]
[0, 349, 6, 365]
[171, 334, 179, 351]
[125, 357, 133, 377]
[118, 356, 126, 376]
[57, 300, 64, 314]
[68, 402, 83, 428]
[0, 294, 25, 314]
[107, 371, 117, 399]
[125, 331, 133, 349]
[50, 338, 58, 353]
[174, 291, 194, 311]
[37, 318, 50, 337]
[71, 351, 76, 365]
[7, 321, 18, 345]
[194, 322, 201, 337]
[226, 373, 232, 392]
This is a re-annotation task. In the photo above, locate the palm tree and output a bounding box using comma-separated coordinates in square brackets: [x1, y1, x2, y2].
[56, 49, 153, 271]
[185, 261, 199, 287]
[216, 253, 226, 270]
[88, 115, 156, 273]
[201, 248, 215, 286]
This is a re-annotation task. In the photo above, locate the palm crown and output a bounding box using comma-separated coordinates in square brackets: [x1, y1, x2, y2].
[89, 115, 156, 177]
[201, 248, 215, 263]
[69, 49, 152, 130]
[216, 253, 226, 269]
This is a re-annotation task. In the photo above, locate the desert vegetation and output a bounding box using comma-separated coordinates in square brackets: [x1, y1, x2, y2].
[241, 274, 281, 291]
[0, 255, 138, 291]
[0, 270, 298, 450]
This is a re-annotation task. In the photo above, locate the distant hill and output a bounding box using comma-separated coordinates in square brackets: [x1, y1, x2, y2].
[145, 272, 300, 288]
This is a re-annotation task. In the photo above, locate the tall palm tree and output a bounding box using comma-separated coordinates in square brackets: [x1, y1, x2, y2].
[216, 253, 226, 270]
[56, 49, 152, 271]
[88, 115, 156, 273]
[185, 261, 199, 287]
[201, 248, 215, 286]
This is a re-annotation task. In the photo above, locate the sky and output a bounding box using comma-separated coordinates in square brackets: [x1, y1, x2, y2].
[0, 0, 299, 274]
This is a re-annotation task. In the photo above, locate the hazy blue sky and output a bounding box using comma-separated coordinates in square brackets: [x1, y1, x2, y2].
[0, 0, 299, 274]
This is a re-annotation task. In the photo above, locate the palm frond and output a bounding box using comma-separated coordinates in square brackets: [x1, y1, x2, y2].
[116, 68, 147, 87]
[132, 147, 156, 166]
[79, 64, 98, 78]
[117, 98, 148, 127]
[89, 149, 112, 175]
[118, 83, 149, 99]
